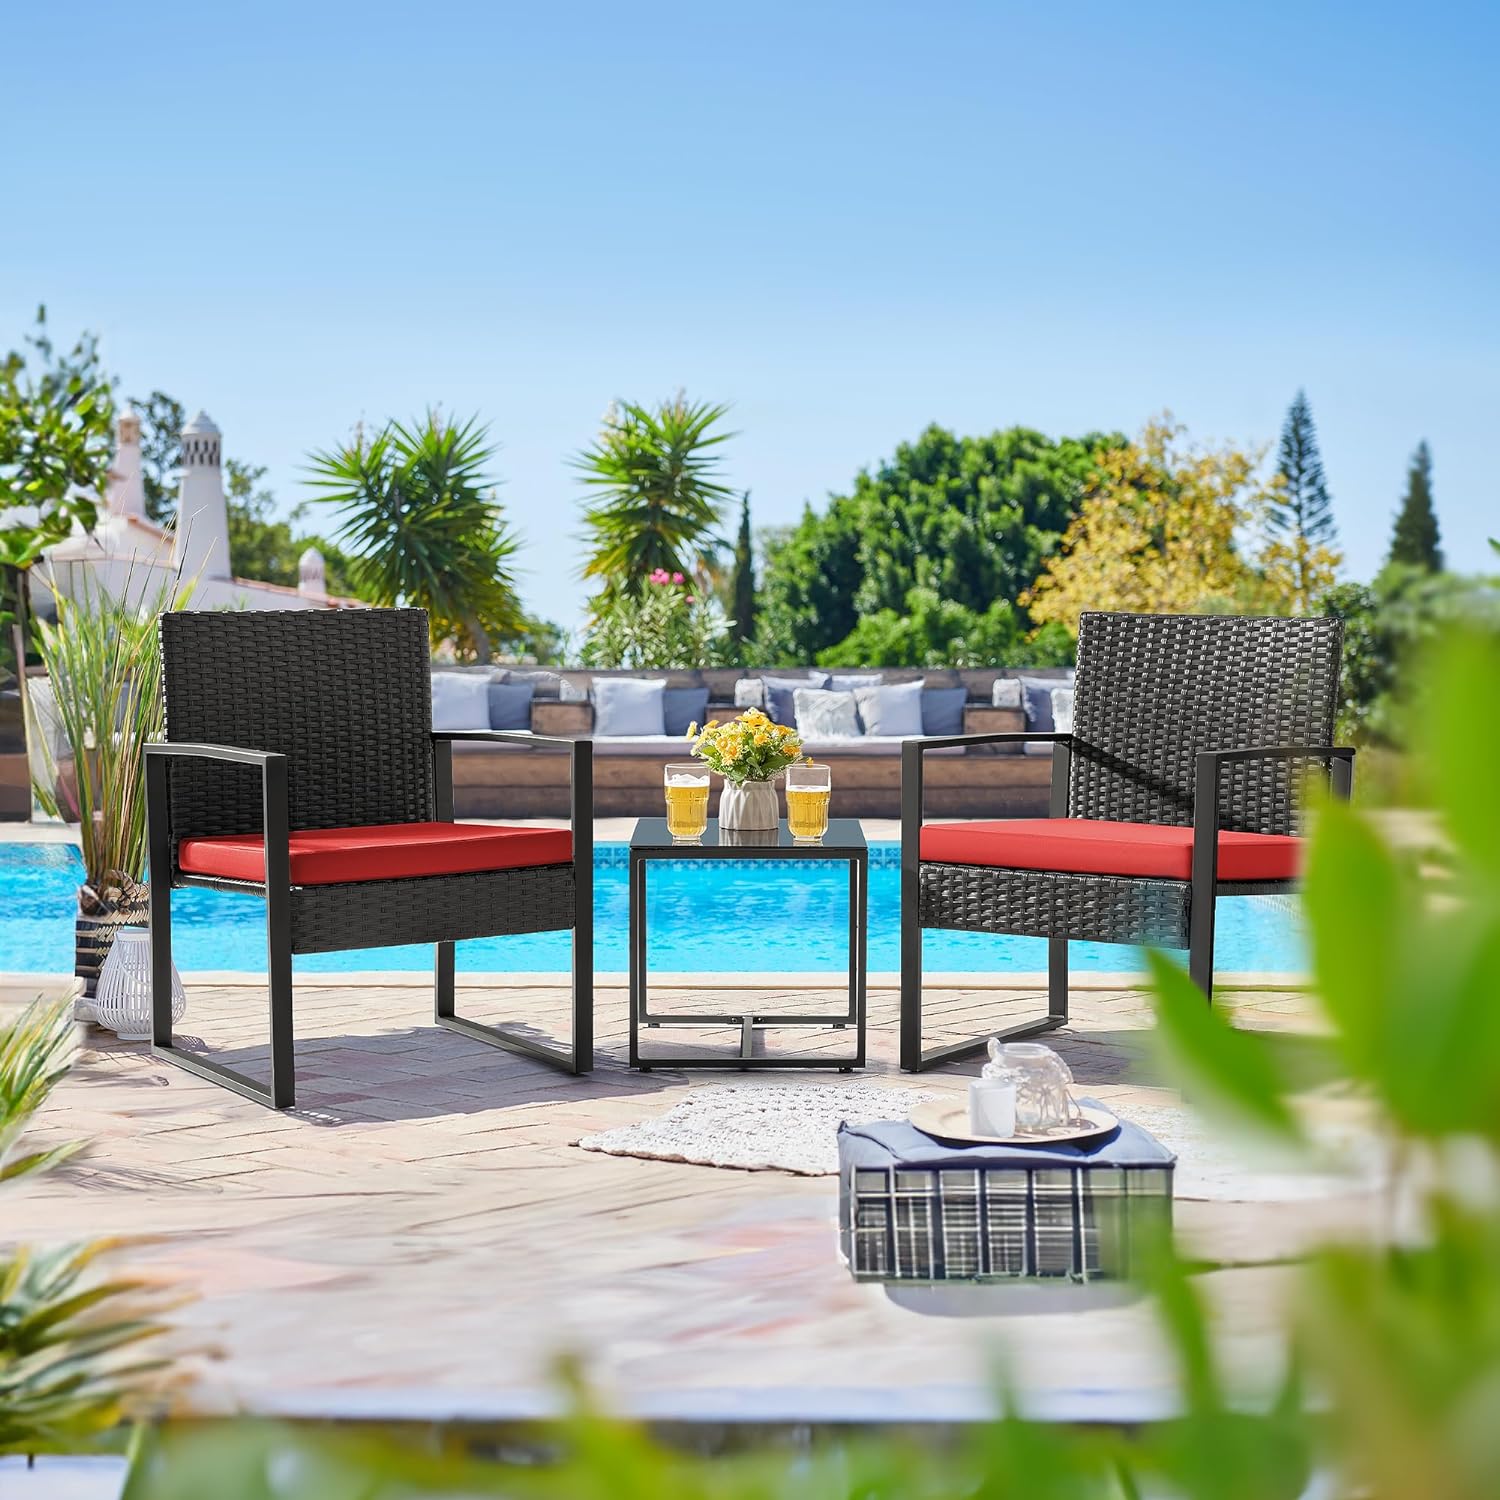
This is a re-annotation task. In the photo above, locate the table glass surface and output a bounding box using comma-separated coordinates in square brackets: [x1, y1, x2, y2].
[629, 817, 866, 854]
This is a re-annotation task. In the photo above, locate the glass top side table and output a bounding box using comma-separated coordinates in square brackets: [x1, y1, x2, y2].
[628, 817, 868, 1070]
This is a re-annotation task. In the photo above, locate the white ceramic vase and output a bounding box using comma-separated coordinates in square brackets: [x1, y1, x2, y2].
[718, 777, 780, 832]
[93, 927, 187, 1041]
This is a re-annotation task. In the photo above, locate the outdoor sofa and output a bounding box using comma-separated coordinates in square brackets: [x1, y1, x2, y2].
[430, 665, 1074, 819]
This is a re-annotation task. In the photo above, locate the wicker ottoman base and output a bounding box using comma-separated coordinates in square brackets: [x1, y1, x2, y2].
[837, 1112, 1175, 1283]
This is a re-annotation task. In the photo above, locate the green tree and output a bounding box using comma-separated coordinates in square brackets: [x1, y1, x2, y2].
[129, 390, 186, 524]
[1267, 389, 1341, 611]
[0, 308, 114, 751]
[575, 394, 734, 598]
[223, 461, 358, 596]
[306, 411, 523, 662]
[1026, 418, 1277, 631]
[728, 491, 757, 649]
[757, 424, 1117, 663]
[1388, 439, 1443, 571]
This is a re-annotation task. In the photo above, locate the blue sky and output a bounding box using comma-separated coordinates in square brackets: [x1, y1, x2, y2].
[3, 1, 1496, 628]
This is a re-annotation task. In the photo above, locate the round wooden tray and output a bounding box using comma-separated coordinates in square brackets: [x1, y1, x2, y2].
[909, 1098, 1120, 1148]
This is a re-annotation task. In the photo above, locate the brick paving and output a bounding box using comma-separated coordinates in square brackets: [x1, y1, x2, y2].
[2, 973, 1380, 1424]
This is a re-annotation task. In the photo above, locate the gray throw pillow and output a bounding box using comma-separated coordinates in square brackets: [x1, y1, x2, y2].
[794, 687, 860, 738]
[592, 677, 666, 736]
[663, 686, 710, 737]
[762, 672, 828, 728]
[921, 686, 967, 736]
[487, 681, 534, 731]
[854, 681, 924, 737]
[501, 668, 566, 700]
[1019, 676, 1063, 733]
[1020, 674, 1075, 754]
[431, 671, 492, 730]
[992, 678, 1022, 709]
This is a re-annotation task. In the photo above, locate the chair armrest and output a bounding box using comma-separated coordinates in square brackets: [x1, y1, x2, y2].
[432, 729, 587, 753]
[144, 741, 285, 768]
[1190, 744, 1356, 891]
[901, 733, 1074, 859]
[143, 742, 290, 887]
[430, 733, 592, 863]
[907, 730, 1074, 754]
[1197, 744, 1355, 768]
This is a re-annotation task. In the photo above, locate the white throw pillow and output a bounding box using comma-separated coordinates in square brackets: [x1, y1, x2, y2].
[853, 682, 925, 737]
[593, 677, 667, 737]
[992, 678, 1022, 709]
[794, 687, 860, 738]
[431, 671, 492, 730]
[1051, 685, 1075, 735]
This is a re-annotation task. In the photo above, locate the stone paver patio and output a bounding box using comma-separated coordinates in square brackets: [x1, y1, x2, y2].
[2, 968, 1382, 1425]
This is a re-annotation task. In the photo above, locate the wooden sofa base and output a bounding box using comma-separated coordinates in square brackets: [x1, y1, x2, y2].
[451, 747, 1053, 820]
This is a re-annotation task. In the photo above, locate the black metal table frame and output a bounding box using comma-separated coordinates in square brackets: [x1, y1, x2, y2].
[628, 820, 868, 1071]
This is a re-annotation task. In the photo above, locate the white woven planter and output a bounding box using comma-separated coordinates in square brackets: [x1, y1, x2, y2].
[719, 777, 779, 831]
[93, 927, 186, 1041]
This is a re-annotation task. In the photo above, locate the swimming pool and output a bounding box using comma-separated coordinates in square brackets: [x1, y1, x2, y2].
[2, 842, 1305, 975]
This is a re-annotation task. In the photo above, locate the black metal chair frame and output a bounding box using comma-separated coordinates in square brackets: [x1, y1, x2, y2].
[144, 609, 592, 1111]
[900, 612, 1354, 1073]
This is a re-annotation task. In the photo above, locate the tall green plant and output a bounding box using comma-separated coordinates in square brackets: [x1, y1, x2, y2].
[31, 566, 188, 891]
[1, 993, 171, 1457]
[729, 491, 757, 649]
[0, 308, 115, 760]
[0, 991, 83, 1185]
[575, 394, 734, 598]
[306, 412, 523, 662]
[1388, 439, 1443, 572]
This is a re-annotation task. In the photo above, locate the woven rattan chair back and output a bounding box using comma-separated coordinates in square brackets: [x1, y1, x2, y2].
[158, 608, 436, 844]
[1068, 612, 1343, 835]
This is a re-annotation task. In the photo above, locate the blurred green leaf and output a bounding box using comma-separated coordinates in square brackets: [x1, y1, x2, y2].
[1146, 949, 1300, 1142]
[1301, 796, 1403, 1080]
[1420, 628, 1500, 889]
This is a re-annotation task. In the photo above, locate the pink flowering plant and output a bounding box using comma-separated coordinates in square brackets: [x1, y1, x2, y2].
[579, 569, 736, 669]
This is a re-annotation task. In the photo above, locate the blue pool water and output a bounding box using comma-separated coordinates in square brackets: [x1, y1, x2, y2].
[3, 842, 1304, 975]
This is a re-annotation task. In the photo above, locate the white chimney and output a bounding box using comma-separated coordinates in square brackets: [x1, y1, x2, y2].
[106, 406, 147, 520]
[170, 410, 232, 581]
[298, 546, 327, 597]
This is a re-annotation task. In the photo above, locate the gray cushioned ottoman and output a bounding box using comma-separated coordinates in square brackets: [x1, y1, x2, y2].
[837, 1106, 1174, 1283]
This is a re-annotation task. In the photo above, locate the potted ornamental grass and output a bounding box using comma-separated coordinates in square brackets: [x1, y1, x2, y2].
[30, 566, 189, 998]
[686, 707, 804, 831]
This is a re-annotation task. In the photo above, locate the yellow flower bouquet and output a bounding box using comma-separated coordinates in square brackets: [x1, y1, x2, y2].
[686, 708, 804, 786]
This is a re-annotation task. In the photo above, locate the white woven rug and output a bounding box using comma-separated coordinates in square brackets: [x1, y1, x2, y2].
[577, 1084, 1384, 1202]
[578, 1082, 938, 1177]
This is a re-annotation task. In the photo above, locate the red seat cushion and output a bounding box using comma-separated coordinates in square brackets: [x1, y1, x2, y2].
[178, 822, 573, 886]
[918, 818, 1301, 882]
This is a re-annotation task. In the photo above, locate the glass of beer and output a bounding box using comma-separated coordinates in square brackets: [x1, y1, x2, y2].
[664, 763, 710, 841]
[785, 760, 831, 842]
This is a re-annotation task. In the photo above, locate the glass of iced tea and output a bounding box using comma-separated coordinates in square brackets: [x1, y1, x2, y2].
[785, 760, 831, 842]
[664, 763, 710, 841]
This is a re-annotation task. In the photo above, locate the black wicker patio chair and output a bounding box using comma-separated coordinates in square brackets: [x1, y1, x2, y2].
[900, 611, 1352, 1072]
[143, 607, 592, 1109]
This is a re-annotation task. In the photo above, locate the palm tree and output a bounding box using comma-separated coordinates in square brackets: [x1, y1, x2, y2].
[575, 394, 735, 598]
[305, 412, 523, 662]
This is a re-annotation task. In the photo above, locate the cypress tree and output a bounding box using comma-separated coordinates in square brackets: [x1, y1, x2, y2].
[1272, 390, 1337, 548]
[730, 491, 757, 644]
[1388, 440, 1443, 571]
